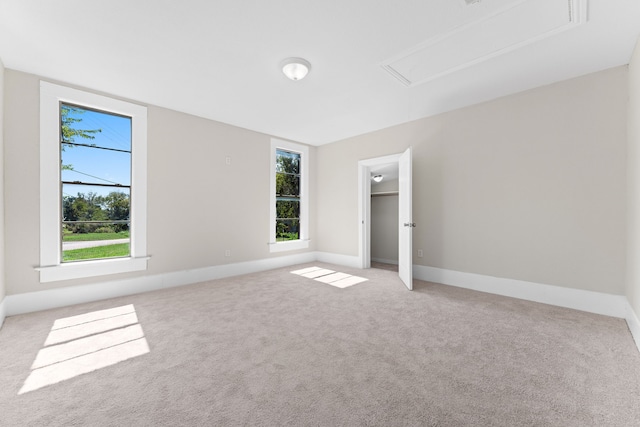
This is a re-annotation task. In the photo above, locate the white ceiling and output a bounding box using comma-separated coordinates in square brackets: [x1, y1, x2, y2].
[0, 0, 639, 146]
[371, 162, 399, 190]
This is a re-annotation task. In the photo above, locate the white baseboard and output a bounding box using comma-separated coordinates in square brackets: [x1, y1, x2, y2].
[4, 251, 355, 318]
[415, 264, 640, 354]
[5, 252, 316, 317]
[413, 265, 628, 319]
[0, 296, 6, 329]
[315, 252, 361, 269]
[626, 301, 640, 353]
[3, 251, 639, 356]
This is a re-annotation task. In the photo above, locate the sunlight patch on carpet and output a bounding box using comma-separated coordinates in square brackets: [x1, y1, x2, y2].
[19, 304, 149, 395]
[291, 266, 368, 288]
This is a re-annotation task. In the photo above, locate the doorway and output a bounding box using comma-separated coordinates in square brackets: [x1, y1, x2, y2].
[370, 162, 399, 271]
[358, 148, 413, 290]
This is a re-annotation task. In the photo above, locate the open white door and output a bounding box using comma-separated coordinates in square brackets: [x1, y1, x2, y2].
[398, 147, 413, 290]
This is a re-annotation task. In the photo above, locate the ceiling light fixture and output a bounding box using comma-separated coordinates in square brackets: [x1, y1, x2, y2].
[280, 57, 311, 81]
[372, 175, 383, 183]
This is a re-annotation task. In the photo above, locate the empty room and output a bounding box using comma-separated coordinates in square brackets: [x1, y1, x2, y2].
[1, 0, 640, 425]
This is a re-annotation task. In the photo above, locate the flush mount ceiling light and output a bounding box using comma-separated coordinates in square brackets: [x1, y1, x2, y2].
[372, 175, 383, 183]
[280, 57, 311, 81]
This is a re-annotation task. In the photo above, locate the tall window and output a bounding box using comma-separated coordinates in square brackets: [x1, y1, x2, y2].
[39, 81, 148, 282]
[275, 149, 301, 241]
[269, 139, 309, 252]
[61, 104, 132, 262]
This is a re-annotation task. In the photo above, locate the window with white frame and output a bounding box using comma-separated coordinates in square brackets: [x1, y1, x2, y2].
[38, 81, 148, 282]
[269, 139, 309, 252]
[275, 149, 301, 241]
[60, 103, 132, 262]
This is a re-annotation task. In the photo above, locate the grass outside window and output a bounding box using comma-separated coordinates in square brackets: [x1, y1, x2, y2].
[63, 243, 130, 262]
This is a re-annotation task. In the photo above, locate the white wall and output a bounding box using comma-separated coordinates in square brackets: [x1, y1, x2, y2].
[371, 177, 399, 263]
[0, 58, 5, 325]
[3, 70, 316, 296]
[371, 194, 398, 263]
[0, 64, 633, 324]
[317, 66, 628, 294]
[627, 37, 640, 321]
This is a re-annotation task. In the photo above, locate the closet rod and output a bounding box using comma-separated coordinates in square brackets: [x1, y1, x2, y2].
[371, 191, 398, 197]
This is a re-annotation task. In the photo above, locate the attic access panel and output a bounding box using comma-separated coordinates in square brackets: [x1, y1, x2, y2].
[381, 0, 587, 87]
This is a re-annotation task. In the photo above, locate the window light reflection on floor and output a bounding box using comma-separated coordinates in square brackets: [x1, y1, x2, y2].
[19, 304, 149, 395]
[291, 266, 368, 288]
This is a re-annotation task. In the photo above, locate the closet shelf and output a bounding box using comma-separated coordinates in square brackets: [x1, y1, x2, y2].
[371, 191, 399, 197]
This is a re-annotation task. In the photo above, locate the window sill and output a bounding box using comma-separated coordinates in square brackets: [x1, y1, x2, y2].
[36, 257, 149, 283]
[269, 240, 310, 253]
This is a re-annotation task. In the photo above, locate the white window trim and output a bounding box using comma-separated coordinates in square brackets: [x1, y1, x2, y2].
[269, 138, 309, 253]
[37, 81, 149, 282]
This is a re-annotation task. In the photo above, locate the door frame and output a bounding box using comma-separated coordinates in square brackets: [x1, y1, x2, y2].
[357, 153, 403, 269]
[397, 147, 413, 290]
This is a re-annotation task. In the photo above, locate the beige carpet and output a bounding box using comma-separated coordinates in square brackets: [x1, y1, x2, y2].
[1, 263, 639, 426]
[371, 261, 399, 272]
